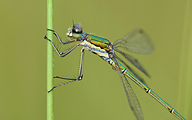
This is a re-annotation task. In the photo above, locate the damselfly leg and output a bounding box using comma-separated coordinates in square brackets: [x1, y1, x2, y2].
[44, 24, 186, 120]
[45, 29, 85, 92]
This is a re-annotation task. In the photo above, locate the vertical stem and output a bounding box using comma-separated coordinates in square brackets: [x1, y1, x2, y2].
[47, 0, 54, 120]
[179, 0, 192, 119]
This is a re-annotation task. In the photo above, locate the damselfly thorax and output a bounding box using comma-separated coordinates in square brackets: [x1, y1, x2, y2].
[44, 23, 185, 120]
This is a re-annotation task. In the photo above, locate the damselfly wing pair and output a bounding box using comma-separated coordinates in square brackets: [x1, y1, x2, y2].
[45, 23, 185, 120]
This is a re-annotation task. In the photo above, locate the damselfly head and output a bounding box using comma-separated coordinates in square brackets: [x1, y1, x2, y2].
[72, 24, 83, 34]
[66, 23, 83, 39]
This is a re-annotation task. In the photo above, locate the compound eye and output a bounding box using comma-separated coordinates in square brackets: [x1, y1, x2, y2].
[72, 24, 83, 34]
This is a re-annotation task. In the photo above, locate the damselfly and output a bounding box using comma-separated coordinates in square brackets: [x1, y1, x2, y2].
[44, 23, 185, 120]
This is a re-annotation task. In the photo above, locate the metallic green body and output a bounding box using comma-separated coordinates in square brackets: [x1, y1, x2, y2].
[46, 24, 186, 120]
[84, 32, 185, 120]
[86, 33, 110, 51]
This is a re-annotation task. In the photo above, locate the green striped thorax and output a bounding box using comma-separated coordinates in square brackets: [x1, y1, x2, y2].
[66, 23, 111, 52]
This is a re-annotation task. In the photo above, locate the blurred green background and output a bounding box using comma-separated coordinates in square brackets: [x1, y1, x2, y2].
[0, 0, 191, 120]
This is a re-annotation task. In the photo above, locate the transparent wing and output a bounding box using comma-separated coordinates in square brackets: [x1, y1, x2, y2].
[115, 54, 147, 85]
[113, 57, 144, 120]
[114, 48, 149, 77]
[114, 29, 153, 54]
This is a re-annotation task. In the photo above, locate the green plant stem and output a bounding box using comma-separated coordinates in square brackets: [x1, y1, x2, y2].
[179, 1, 192, 119]
[47, 0, 54, 120]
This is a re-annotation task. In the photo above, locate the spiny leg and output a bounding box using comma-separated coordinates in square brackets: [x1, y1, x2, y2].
[44, 35, 80, 57]
[47, 29, 77, 44]
[48, 47, 86, 93]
